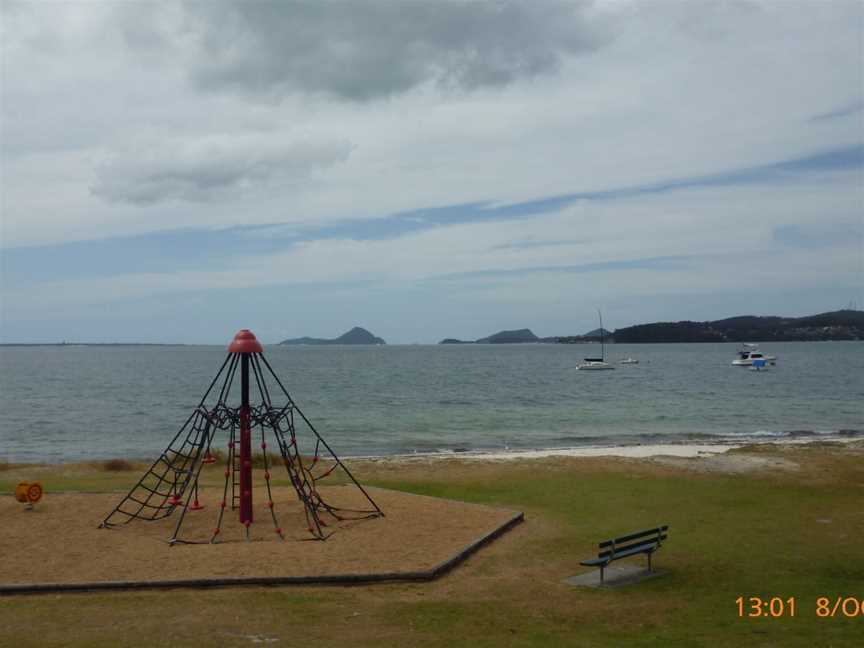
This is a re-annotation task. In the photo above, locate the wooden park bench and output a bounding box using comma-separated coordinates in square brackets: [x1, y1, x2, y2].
[580, 525, 668, 583]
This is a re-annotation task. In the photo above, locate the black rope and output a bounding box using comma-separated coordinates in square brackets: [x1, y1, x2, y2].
[101, 349, 383, 542]
[258, 354, 384, 516]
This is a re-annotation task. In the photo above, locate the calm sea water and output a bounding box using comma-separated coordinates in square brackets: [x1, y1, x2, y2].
[1, 342, 862, 463]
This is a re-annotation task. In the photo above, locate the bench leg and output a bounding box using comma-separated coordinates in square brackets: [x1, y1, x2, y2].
[600, 565, 605, 584]
[648, 552, 653, 572]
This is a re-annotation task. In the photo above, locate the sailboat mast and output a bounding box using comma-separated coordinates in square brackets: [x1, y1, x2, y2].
[598, 309, 605, 361]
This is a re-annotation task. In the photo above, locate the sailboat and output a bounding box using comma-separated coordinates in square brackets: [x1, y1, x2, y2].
[577, 310, 615, 370]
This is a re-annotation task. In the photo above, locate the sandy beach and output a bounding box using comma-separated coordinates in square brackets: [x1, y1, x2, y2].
[360, 434, 862, 468]
[0, 485, 520, 589]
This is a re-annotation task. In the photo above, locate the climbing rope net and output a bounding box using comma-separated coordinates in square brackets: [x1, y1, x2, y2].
[100, 343, 383, 544]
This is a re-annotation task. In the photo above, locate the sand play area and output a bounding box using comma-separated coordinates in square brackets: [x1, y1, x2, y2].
[0, 485, 522, 590]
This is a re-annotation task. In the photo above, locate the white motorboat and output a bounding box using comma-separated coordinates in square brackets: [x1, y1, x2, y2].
[577, 310, 615, 371]
[619, 357, 639, 365]
[578, 358, 615, 370]
[732, 343, 777, 366]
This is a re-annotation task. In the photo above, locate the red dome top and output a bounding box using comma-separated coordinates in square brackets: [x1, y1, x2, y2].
[227, 329, 263, 354]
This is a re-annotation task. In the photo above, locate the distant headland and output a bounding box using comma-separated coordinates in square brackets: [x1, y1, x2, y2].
[440, 327, 613, 345]
[278, 326, 386, 346]
[439, 310, 864, 344]
[611, 310, 864, 343]
[441, 328, 539, 344]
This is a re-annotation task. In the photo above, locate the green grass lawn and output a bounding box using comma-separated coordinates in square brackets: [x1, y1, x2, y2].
[1, 443, 862, 647]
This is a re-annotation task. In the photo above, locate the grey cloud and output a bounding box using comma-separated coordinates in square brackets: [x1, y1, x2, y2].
[429, 255, 693, 281]
[809, 100, 864, 122]
[91, 135, 353, 205]
[170, 1, 609, 101]
[490, 238, 589, 251]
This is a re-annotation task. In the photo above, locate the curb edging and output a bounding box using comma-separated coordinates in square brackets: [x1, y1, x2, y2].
[0, 511, 524, 596]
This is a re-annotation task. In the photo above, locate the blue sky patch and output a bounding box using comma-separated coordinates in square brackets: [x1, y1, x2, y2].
[4, 143, 862, 286]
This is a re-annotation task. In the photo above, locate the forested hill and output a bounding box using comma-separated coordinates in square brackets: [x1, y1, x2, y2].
[440, 328, 540, 344]
[613, 310, 864, 343]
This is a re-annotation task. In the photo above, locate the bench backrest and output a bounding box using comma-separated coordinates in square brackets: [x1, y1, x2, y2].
[597, 525, 668, 559]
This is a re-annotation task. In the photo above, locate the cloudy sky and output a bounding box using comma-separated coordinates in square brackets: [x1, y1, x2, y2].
[1, 0, 862, 344]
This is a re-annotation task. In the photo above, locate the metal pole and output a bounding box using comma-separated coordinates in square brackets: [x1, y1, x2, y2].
[239, 353, 253, 536]
[598, 309, 605, 362]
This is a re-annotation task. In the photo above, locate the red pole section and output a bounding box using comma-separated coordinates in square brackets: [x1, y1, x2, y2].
[239, 401, 253, 526]
[228, 331, 263, 530]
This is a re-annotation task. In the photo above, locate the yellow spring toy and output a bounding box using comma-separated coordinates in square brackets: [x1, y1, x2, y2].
[15, 481, 43, 509]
